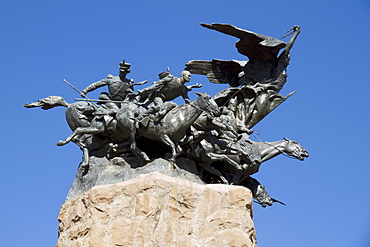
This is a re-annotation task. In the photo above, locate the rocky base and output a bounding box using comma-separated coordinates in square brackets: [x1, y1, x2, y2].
[57, 172, 257, 247]
[65, 156, 204, 202]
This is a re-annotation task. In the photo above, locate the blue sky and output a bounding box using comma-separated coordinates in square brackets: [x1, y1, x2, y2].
[1, 1, 370, 246]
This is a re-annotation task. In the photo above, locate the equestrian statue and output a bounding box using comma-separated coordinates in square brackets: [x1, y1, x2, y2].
[24, 23, 308, 207]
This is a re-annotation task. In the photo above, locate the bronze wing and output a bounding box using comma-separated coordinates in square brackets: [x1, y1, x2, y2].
[200, 23, 286, 63]
[185, 23, 287, 86]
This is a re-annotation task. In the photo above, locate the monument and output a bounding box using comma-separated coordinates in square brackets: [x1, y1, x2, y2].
[25, 23, 308, 246]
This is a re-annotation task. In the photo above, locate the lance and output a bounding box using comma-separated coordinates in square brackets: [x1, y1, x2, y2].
[74, 98, 127, 104]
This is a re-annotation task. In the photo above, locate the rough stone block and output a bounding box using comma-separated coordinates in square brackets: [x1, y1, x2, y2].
[57, 172, 257, 247]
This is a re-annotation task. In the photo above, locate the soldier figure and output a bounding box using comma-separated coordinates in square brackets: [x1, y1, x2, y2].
[138, 70, 195, 103]
[136, 70, 202, 124]
[80, 59, 135, 102]
[56, 92, 119, 147]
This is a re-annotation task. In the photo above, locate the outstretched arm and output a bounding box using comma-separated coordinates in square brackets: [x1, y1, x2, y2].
[186, 83, 203, 91]
[132, 80, 148, 86]
[81, 79, 108, 97]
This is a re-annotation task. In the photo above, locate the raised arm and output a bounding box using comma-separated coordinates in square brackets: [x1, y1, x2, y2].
[278, 26, 301, 66]
[284, 25, 301, 54]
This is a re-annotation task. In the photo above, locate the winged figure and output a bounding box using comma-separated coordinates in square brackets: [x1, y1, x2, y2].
[186, 23, 300, 91]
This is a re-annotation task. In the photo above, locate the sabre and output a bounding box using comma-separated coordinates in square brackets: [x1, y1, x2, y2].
[63, 79, 84, 96]
[62, 79, 99, 108]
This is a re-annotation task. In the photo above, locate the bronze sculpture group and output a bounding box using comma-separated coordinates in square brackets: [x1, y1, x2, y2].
[25, 23, 308, 207]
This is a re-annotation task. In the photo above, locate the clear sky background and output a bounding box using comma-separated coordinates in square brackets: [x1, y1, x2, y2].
[1, 1, 369, 246]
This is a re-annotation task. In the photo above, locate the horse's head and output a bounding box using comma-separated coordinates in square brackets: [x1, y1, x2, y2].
[254, 185, 274, 207]
[283, 138, 309, 161]
[194, 92, 221, 117]
[242, 177, 280, 207]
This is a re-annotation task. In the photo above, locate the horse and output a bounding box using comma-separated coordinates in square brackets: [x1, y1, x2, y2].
[114, 92, 220, 163]
[25, 96, 98, 167]
[182, 134, 308, 184]
[232, 137, 309, 184]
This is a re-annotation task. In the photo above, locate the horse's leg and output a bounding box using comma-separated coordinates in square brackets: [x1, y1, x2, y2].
[130, 141, 150, 162]
[57, 130, 78, 146]
[206, 153, 245, 184]
[57, 125, 103, 146]
[57, 118, 105, 146]
[72, 138, 90, 168]
[81, 146, 89, 168]
[175, 141, 183, 156]
[198, 162, 229, 184]
[129, 124, 150, 163]
[159, 134, 178, 162]
[207, 153, 242, 171]
[179, 127, 205, 146]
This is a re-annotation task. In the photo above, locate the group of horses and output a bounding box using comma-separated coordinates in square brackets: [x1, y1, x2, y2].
[25, 92, 308, 207]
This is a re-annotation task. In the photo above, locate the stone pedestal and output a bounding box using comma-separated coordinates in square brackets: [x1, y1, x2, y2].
[57, 172, 257, 247]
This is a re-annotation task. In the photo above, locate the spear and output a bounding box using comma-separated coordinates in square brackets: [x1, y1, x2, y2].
[74, 98, 126, 104]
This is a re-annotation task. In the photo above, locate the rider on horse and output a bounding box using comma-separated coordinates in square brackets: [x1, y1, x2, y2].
[80, 59, 135, 104]
[134, 70, 202, 125]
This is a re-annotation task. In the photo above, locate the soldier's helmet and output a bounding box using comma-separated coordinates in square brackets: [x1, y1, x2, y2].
[119, 59, 131, 73]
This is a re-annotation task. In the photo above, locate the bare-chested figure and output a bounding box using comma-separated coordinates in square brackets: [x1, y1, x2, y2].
[135, 70, 202, 124]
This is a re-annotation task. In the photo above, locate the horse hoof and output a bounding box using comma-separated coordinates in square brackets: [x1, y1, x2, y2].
[142, 154, 151, 162]
[81, 161, 89, 168]
[170, 161, 180, 170]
